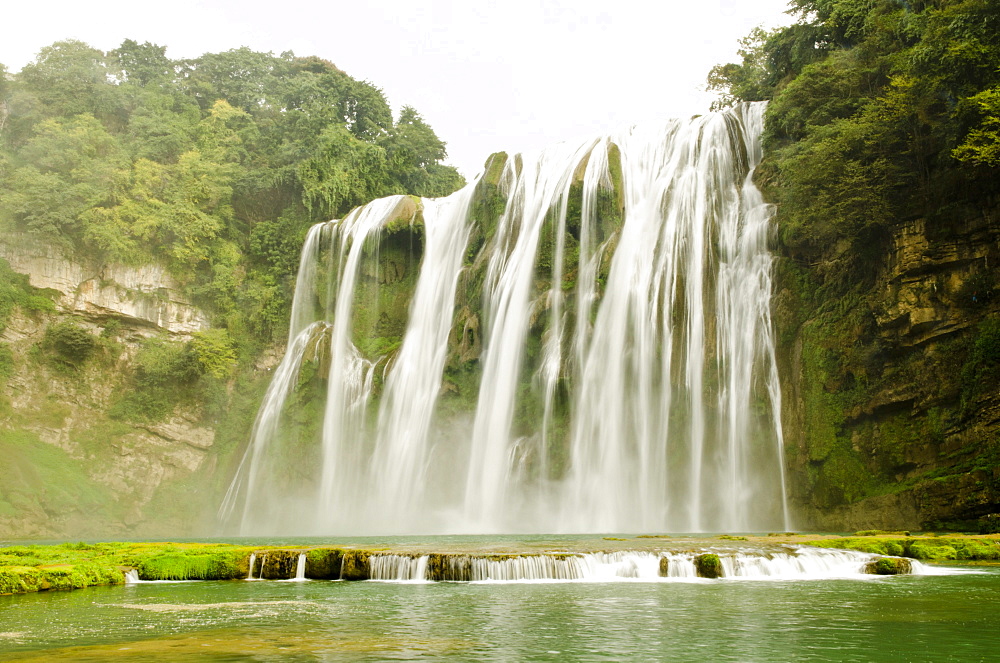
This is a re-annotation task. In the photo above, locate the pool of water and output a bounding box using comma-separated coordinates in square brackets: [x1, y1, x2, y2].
[1, 565, 998, 661]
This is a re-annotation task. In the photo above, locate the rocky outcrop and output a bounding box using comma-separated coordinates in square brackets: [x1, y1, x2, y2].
[875, 214, 996, 348]
[778, 199, 1000, 530]
[0, 239, 209, 336]
[0, 301, 221, 540]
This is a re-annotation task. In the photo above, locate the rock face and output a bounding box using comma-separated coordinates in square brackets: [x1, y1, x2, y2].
[0, 240, 234, 540]
[0, 305, 221, 539]
[777, 199, 1000, 530]
[0, 239, 209, 336]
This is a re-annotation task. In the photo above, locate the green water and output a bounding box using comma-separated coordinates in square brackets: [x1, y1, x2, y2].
[1, 569, 998, 661]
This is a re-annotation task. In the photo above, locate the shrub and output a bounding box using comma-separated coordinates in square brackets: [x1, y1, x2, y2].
[44, 320, 96, 365]
[190, 328, 237, 379]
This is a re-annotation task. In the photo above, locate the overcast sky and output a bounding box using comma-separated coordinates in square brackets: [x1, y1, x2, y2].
[3, 0, 794, 178]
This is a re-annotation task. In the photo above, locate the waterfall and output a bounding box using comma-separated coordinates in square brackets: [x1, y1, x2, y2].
[369, 554, 430, 581]
[247, 553, 256, 580]
[295, 553, 306, 581]
[364, 548, 922, 582]
[221, 103, 789, 535]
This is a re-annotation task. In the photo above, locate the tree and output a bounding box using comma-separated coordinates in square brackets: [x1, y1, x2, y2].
[18, 40, 123, 126]
[381, 106, 463, 196]
[953, 87, 1000, 166]
[2, 114, 124, 240]
[111, 39, 173, 87]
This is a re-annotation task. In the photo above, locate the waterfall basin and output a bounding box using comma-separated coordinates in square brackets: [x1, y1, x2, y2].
[1, 551, 996, 661]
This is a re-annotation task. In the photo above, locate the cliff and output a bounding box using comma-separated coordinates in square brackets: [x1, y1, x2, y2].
[775, 198, 1000, 530]
[0, 238, 209, 336]
[0, 241, 264, 540]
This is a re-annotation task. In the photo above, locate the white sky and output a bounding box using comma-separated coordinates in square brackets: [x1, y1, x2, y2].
[3, 0, 794, 178]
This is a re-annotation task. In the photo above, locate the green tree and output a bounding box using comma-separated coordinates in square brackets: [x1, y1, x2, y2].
[18, 40, 123, 126]
[2, 114, 124, 241]
[191, 328, 238, 379]
[110, 40, 173, 87]
[953, 87, 1000, 166]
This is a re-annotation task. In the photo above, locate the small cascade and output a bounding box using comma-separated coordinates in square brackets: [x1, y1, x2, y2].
[124, 569, 139, 584]
[720, 548, 881, 579]
[369, 554, 430, 581]
[295, 553, 307, 581]
[659, 553, 698, 578]
[258, 554, 268, 580]
[400, 548, 921, 583]
[247, 553, 256, 580]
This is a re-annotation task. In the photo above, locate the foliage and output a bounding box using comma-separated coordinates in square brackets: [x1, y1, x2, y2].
[190, 328, 239, 378]
[110, 337, 202, 421]
[952, 87, 1000, 166]
[710, 0, 1000, 274]
[960, 316, 1000, 411]
[43, 320, 96, 365]
[0, 257, 55, 332]
[0, 39, 465, 357]
[711, 0, 1000, 516]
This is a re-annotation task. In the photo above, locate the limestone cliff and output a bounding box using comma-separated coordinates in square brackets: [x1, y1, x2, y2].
[776, 199, 1000, 530]
[0, 238, 209, 337]
[0, 241, 261, 541]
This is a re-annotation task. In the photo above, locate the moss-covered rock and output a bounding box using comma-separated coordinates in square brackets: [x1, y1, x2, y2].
[254, 549, 306, 579]
[695, 553, 723, 578]
[864, 557, 913, 575]
[0, 563, 125, 595]
[658, 556, 670, 577]
[305, 548, 344, 579]
[801, 535, 1000, 561]
[426, 554, 472, 582]
[339, 550, 371, 580]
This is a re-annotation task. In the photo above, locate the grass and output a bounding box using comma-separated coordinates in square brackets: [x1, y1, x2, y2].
[799, 534, 1000, 561]
[0, 541, 262, 594]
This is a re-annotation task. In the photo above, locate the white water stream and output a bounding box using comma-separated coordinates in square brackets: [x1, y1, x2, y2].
[364, 547, 934, 583]
[221, 103, 788, 536]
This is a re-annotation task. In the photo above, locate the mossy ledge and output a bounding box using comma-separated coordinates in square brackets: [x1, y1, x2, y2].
[797, 534, 1000, 562]
[5, 534, 998, 595]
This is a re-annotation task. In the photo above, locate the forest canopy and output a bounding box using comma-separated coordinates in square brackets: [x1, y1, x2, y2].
[0, 40, 465, 347]
[708, 0, 1000, 284]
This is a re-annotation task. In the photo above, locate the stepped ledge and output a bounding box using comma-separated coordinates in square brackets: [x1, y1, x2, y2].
[3, 534, 998, 594]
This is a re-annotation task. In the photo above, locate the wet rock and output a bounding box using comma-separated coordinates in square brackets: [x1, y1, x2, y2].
[695, 553, 723, 578]
[864, 556, 913, 575]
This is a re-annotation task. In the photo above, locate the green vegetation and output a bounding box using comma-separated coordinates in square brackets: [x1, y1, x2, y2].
[0, 428, 119, 524]
[802, 535, 1000, 561]
[0, 541, 259, 594]
[0, 39, 464, 356]
[0, 257, 56, 333]
[695, 553, 724, 578]
[865, 556, 912, 575]
[0, 39, 468, 538]
[709, 0, 1000, 520]
[43, 320, 97, 366]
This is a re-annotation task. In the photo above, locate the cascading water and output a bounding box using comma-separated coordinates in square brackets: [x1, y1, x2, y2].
[221, 103, 789, 535]
[364, 548, 926, 582]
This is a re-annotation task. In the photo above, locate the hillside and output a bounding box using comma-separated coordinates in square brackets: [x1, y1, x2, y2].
[710, 0, 1000, 529]
[0, 41, 464, 539]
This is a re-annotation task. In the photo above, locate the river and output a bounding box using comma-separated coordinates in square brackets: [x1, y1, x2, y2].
[1, 561, 996, 661]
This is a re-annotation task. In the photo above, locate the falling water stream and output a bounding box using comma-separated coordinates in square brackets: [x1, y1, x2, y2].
[221, 103, 788, 535]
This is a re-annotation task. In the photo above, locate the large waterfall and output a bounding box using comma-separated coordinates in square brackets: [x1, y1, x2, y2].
[220, 103, 789, 535]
